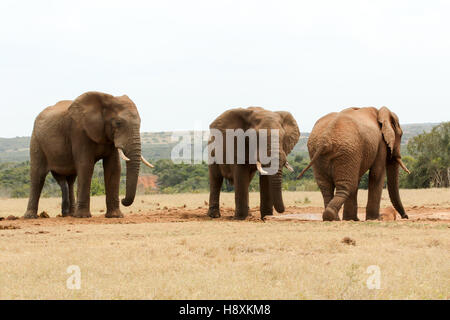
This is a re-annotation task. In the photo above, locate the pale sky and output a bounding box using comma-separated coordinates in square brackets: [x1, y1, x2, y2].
[0, 0, 449, 137]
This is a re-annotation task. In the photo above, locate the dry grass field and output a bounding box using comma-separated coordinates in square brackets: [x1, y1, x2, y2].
[0, 189, 449, 299]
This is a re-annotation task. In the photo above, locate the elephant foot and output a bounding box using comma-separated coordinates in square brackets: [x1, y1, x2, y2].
[260, 211, 273, 220]
[61, 209, 74, 217]
[401, 214, 409, 219]
[323, 208, 339, 221]
[366, 215, 380, 221]
[73, 209, 92, 218]
[343, 216, 359, 221]
[24, 210, 38, 219]
[234, 206, 249, 220]
[207, 207, 221, 218]
[261, 207, 273, 217]
[105, 209, 124, 218]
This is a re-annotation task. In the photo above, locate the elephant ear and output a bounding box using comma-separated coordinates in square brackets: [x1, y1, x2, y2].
[68, 92, 113, 143]
[377, 106, 396, 156]
[276, 111, 300, 155]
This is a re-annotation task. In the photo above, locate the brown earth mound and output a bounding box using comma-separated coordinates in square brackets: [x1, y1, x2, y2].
[138, 175, 158, 190]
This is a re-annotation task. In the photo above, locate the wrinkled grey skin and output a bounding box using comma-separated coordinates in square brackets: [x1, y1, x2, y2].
[24, 91, 143, 219]
[298, 106, 409, 221]
[208, 107, 300, 220]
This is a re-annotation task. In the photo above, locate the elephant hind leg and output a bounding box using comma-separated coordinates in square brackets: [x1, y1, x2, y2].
[343, 189, 359, 221]
[323, 185, 349, 221]
[322, 159, 361, 221]
[314, 171, 336, 218]
[317, 178, 335, 209]
[24, 146, 48, 219]
[51, 172, 71, 216]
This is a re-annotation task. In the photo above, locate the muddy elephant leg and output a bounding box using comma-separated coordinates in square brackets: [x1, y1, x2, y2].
[24, 146, 48, 219]
[343, 189, 359, 221]
[67, 175, 76, 216]
[208, 164, 223, 218]
[323, 160, 360, 221]
[259, 174, 273, 218]
[234, 165, 250, 220]
[366, 166, 386, 220]
[51, 172, 71, 217]
[73, 160, 95, 218]
[103, 153, 123, 218]
[323, 184, 349, 221]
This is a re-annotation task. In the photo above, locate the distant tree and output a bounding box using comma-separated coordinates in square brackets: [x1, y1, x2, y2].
[406, 122, 449, 188]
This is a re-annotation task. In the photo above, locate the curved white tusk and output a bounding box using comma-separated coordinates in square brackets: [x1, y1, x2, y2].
[397, 158, 410, 174]
[118, 149, 130, 162]
[256, 161, 268, 175]
[141, 155, 154, 168]
[284, 161, 294, 172]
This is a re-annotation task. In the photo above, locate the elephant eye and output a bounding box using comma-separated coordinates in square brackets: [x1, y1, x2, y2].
[114, 120, 123, 128]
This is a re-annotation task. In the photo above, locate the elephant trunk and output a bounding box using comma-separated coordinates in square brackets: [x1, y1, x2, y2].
[386, 159, 408, 218]
[121, 130, 142, 207]
[270, 168, 285, 213]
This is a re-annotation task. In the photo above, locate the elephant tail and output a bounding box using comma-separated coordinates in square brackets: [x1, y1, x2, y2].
[296, 146, 324, 179]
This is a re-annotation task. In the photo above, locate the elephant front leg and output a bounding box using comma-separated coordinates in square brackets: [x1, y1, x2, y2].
[366, 166, 386, 220]
[73, 160, 95, 218]
[103, 153, 123, 218]
[259, 174, 273, 219]
[234, 165, 250, 220]
[67, 175, 77, 216]
[207, 164, 223, 218]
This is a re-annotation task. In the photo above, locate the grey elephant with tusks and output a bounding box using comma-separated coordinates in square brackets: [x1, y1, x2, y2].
[24, 91, 154, 219]
[207, 107, 300, 220]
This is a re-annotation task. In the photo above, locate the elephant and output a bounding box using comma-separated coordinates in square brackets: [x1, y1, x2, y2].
[207, 107, 300, 220]
[24, 91, 153, 219]
[297, 106, 410, 221]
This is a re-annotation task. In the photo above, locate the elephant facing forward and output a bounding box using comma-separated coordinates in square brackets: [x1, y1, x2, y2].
[208, 107, 300, 220]
[24, 91, 153, 219]
[298, 106, 410, 221]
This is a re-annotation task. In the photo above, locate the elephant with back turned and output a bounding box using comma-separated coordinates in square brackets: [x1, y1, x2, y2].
[24, 91, 153, 219]
[208, 107, 300, 220]
[298, 106, 410, 221]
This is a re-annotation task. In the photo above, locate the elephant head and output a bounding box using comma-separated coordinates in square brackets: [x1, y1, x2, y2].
[378, 106, 409, 218]
[68, 91, 153, 207]
[211, 107, 300, 213]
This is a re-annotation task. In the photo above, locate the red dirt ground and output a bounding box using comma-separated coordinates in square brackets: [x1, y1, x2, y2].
[1, 206, 449, 229]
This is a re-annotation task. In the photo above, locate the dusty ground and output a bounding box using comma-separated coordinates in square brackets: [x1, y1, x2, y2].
[0, 189, 449, 299]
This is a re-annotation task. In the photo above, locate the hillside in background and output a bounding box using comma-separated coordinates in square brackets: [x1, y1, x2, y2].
[0, 123, 440, 162]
